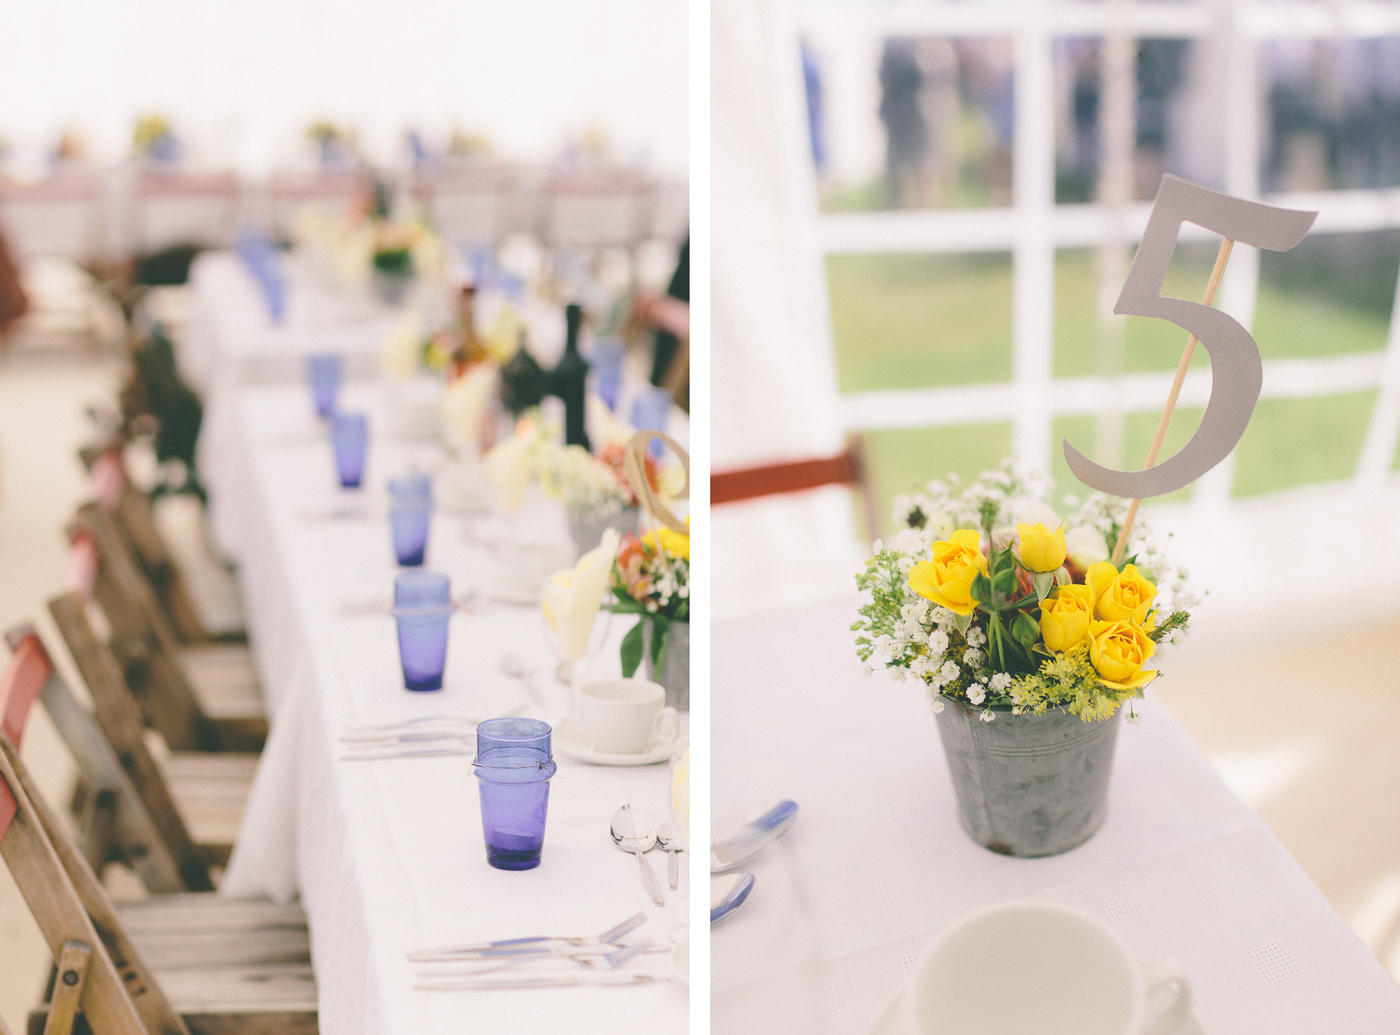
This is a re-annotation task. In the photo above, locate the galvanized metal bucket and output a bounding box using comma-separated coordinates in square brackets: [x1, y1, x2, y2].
[933, 696, 1123, 857]
[568, 507, 638, 558]
[644, 620, 689, 712]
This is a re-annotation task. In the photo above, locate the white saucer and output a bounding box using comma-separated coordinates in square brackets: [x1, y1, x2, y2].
[865, 984, 1206, 1035]
[552, 718, 686, 766]
[868, 988, 906, 1035]
[670, 935, 689, 985]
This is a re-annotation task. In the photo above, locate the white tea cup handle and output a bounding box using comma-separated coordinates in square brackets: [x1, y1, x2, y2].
[1140, 957, 1193, 1035]
[651, 707, 679, 746]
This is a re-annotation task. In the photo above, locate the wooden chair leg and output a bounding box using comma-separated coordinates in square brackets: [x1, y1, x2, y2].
[41, 941, 91, 1035]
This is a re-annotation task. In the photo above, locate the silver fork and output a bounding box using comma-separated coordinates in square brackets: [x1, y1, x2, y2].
[408, 912, 647, 962]
[415, 940, 656, 982]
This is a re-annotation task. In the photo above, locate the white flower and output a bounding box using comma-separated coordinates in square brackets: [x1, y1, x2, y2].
[1065, 525, 1109, 568]
[1125, 710, 1142, 726]
[931, 697, 945, 714]
[979, 709, 996, 723]
[927, 629, 949, 655]
[989, 672, 1012, 692]
[966, 684, 986, 705]
[963, 647, 983, 668]
[1015, 501, 1061, 529]
[940, 660, 960, 682]
[861, 664, 873, 679]
[893, 527, 926, 557]
[966, 626, 986, 647]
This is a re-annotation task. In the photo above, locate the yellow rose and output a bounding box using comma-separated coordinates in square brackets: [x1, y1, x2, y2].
[1086, 562, 1157, 624]
[908, 528, 987, 616]
[1016, 522, 1066, 573]
[1038, 584, 1095, 652]
[1088, 619, 1157, 691]
[642, 523, 690, 561]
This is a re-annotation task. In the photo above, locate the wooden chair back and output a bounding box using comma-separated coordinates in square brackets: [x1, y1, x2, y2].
[711, 435, 882, 538]
[70, 503, 226, 753]
[0, 638, 191, 1035]
[7, 619, 210, 894]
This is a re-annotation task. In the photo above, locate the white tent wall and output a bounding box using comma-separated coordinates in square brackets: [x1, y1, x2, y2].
[0, 0, 689, 177]
[713, 0, 864, 621]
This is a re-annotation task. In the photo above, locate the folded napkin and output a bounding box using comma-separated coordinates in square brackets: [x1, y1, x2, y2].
[381, 310, 423, 380]
[439, 363, 496, 452]
[483, 434, 533, 513]
[541, 528, 620, 660]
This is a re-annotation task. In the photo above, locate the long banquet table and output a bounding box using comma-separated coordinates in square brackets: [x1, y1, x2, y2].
[713, 598, 1400, 1035]
[208, 382, 688, 1033]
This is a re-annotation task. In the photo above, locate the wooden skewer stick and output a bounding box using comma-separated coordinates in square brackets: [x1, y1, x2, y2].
[1111, 237, 1235, 565]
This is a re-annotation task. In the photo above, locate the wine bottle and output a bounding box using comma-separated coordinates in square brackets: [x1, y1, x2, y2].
[550, 302, 591, 450]
[499, 331, 548, 415]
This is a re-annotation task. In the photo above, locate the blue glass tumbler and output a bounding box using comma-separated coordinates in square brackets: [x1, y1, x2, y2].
[473, 718, 556, 870]
[388, 475, 434, 567]
[331, 412, 368, 488]
[630, 386, 671, 458]
[308, 353, 343, 419]
[592, 338, 624, 412]
[393, 571, 452, 691]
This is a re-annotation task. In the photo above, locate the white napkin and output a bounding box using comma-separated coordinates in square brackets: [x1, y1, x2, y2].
[439, 363, 496, 451]
[483, 435, 533, 513]
[380, 310, 422, 380]
[541, 528, 619, 660]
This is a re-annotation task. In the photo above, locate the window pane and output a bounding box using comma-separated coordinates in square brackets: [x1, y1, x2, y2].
[1053, 242, 1217, 378]
[827, 252, 1014, 392]
[1054, 37, 1224, 204]
[866, 422, 1014, 535]
[803, 36, 1014, 212]
[1255, 231, 1399, 360]
[1261, 38, 1400, 192]
[1233, 392, 1377, 496]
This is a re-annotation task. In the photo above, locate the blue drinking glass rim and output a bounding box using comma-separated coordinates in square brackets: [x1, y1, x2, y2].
[391, 603, 455, 618]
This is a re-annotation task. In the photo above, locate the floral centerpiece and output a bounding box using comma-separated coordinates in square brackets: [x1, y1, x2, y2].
[609, 521, 690, 708]
[538, 441, 654, 522]
[132, 115, 178, 163]
[854, 462, 1196, 856]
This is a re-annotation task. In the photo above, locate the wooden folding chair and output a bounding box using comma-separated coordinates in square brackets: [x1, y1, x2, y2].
[81, 446, 215, 646]
[41, 597, 254, 882]
[70, 503, 265, 754]
[0, 646, 315, 1035]
[711, 435, 883, 539]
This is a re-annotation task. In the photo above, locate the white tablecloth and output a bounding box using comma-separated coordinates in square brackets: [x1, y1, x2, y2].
[210, 383, 688, 1034]
[712, 599, 1400, 1035]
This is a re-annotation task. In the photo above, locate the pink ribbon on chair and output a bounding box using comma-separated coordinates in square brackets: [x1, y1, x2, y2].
[67, 532, 99, 602]
[0, 633, 56, 841]
[91, 450, 126, 513]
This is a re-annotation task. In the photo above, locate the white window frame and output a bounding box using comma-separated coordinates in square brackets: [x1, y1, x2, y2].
[792, 0, 1400, 512]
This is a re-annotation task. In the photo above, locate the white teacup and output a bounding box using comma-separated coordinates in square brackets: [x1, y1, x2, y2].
[578, 679, 678, 754]
[902, 901, 1196, 1035]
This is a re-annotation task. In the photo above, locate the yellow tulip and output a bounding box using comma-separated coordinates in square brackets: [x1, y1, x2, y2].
[1088, 619, 1157, 691]
[1086, 562, 1157, 624]
[1016, 522, 1067, 573]
[908, 528, 987, 616]
[1038, 584, 1095, 652]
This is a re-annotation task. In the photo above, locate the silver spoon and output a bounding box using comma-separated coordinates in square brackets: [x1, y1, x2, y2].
[610, 805, 664, 906]
[655, 819, 681, 890]
[501, 653, 544, 708]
